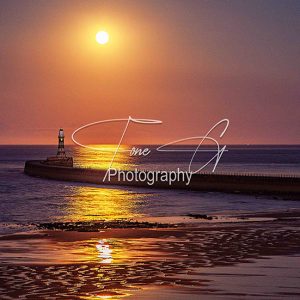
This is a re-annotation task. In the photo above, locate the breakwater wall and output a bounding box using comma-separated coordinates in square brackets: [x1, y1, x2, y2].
[24, 160, 300, 195]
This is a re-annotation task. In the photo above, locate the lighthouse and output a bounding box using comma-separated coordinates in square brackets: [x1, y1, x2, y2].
[45, 128, 73, 167]
[57, 128, 66, 156]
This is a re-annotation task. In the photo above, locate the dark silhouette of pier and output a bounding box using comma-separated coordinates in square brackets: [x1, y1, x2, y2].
[24, 160, 300, 196]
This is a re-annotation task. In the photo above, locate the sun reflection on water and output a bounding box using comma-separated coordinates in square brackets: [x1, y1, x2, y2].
[62, 145, 148, 222]
[96, 239, 113, 264]
[63, 185, 146, 222]
[73, 144, 137, 170]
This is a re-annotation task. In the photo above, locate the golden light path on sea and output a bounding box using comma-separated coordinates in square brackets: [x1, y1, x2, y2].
[73, 144, 136, 170]
[62, 144, 144, 222]
[65, 186, 145, 222]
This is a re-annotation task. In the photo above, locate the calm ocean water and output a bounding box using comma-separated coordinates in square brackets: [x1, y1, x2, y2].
[0, 145, 300, 234]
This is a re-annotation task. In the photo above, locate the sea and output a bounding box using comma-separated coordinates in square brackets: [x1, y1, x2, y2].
[1, 145, 300, 235]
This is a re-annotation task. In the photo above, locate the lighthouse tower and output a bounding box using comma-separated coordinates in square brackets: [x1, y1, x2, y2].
[57, 128, 66, 156]
[45, 128, 73, 167]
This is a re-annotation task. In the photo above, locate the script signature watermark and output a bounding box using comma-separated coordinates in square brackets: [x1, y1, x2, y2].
[72, 117, 229, 185]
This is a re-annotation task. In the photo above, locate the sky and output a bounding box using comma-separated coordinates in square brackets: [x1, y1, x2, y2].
[0, 0, 299, 145]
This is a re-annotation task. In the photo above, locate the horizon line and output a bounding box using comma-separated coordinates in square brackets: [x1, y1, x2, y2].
[0, 143, 300, 146]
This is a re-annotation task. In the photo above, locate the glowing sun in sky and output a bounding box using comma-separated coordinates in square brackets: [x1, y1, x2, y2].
[96, 31, 109, 44]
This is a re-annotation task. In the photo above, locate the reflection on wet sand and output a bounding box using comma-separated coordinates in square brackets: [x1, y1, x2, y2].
[0, 217, 300, 299]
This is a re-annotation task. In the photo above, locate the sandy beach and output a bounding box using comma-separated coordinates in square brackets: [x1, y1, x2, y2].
[1, 210, 300, 299]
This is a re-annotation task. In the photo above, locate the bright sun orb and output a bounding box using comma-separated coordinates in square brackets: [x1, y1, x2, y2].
[96, 31, 109, 44]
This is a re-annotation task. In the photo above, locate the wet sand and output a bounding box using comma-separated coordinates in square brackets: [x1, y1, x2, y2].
[0, 211, 300, 299]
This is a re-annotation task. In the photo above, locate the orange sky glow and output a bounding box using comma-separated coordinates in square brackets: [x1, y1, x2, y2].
[1, 1, 299, 145]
